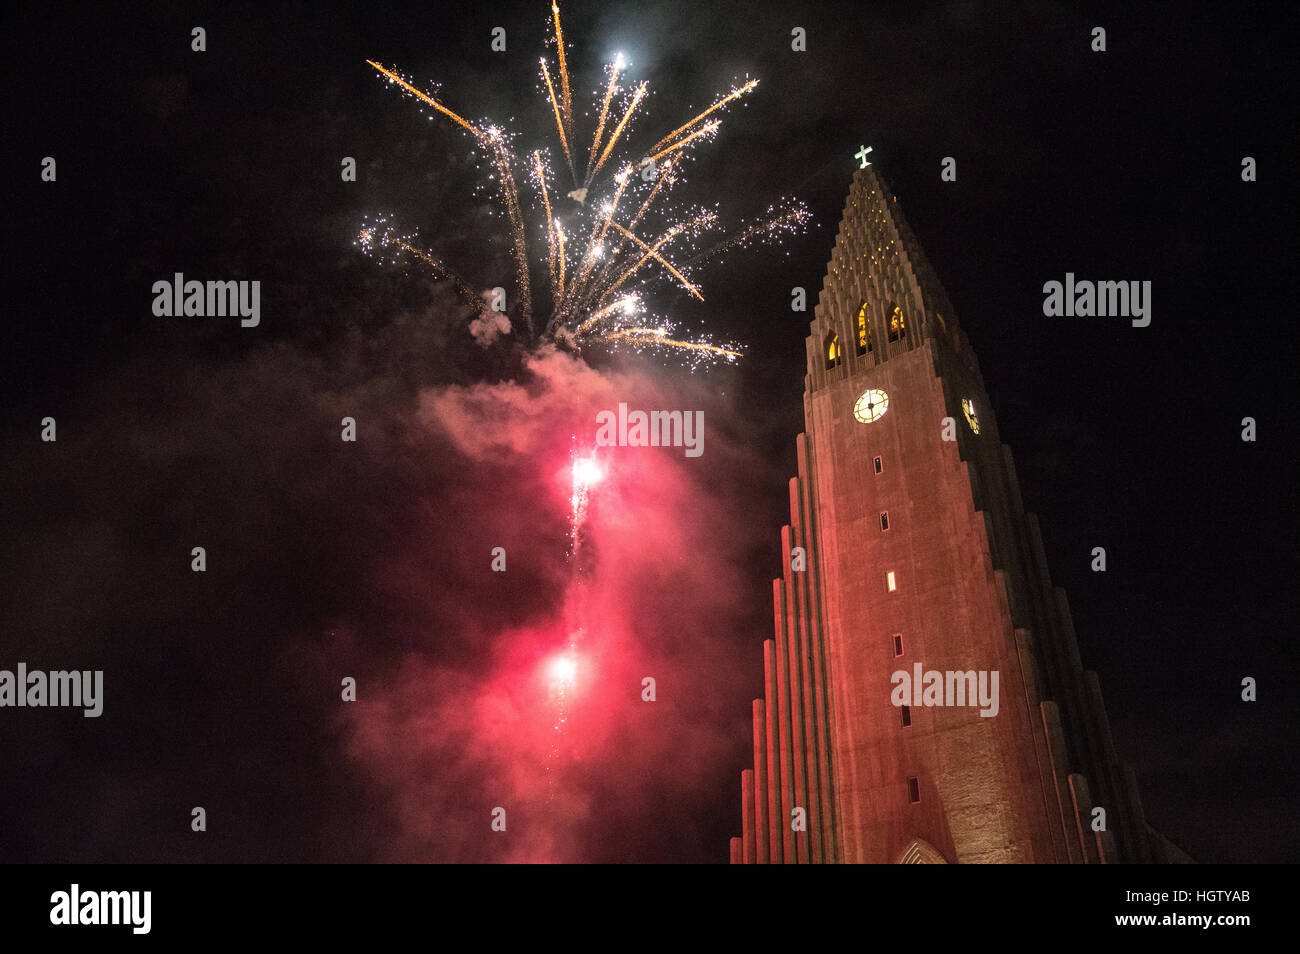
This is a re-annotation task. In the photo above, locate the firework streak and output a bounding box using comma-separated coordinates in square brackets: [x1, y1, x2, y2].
[358, 1, 811, 368]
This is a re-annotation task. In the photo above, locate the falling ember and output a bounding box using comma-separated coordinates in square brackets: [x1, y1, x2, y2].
[546, 642, 577, 806]
[547, 443, 604, 806]
[569, 450, 604, 557]
[359, 0, 810, 368]
[355, 217, 483, 310]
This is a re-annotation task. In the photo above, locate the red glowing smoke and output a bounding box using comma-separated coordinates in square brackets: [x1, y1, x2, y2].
[339, 347, 769, 862]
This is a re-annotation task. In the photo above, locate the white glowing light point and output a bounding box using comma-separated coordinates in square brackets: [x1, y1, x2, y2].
[550, 654, 577, 686]
[614, 52, 626, 70]
[620, 296, 637, 314]
[572, 455, 604, 487]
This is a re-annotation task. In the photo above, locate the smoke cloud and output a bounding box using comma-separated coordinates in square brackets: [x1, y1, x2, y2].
[469, 291, 513, 347]
[0, 297, 771, 863]
[347, 347, 766, 861]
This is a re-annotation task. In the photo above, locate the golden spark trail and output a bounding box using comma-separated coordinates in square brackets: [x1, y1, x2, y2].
[580, 158, 678, 307]
[592, 82, 647, 178]
[366, 61, 532, 325]
[627, 156, 676, 230]
[572, 296, 636, 336]
[569, 232, 605, 309]
[608, 221, 703, 300]
[569, 166, 632, 300]
[604, 328, 742, 360]
[649, 79, 757, 153]
[533, 151, 559, 299]
[600, 224, 684, 303]
[565, 165, 637, 310]
[390, 238, 483, 309]
[485, 132, 533, 328]
[686, 202, 813, 266]
[541, 60, 577, 183]
[556, 222, 568, 303]
[594, 167, 633, 245]
[645, 120, 719, 165]
[366, 61, 483, 137]
[585, 59, 622, 186]
[551, 2, 574, 137]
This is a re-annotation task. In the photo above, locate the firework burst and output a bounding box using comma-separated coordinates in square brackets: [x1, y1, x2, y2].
[359, 1, 811, 367]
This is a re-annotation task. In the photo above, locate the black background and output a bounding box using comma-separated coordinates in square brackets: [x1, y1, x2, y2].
[3, 0, 1296, 864]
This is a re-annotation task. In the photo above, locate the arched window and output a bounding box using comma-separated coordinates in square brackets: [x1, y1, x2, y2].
[888, 304, 907, 342]
[897, 838, 948, 864]
[825, 331, 842, 369]
[856, 303, 873, 354]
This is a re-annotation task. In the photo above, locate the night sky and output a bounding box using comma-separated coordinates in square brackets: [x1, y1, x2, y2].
[4, 1, 1296, 864]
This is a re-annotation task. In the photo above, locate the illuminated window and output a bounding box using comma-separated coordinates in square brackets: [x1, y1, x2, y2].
[893, 634, 903, 656]
[888, 304, 907, 342]
[856, 303, 873, 354]
[825, 331, 842, 369]
[873, 456, 883, 474]
[886, 570, 897, 591]
[880, 511, 890, 531]
[907, 777, 921, 803]
[901, 705, 911, 727]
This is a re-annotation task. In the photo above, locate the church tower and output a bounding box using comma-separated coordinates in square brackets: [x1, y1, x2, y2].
[728, 167, 1180, 864]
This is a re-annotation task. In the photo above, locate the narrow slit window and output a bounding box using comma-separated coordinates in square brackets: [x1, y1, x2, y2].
[880, 511, 890, 531]
[888, 304, 907, 342]
[892, 634, 903, 656]
[901, 705, 911, 727]
[886, 570, 897, 592]
[825, 331, 842, 370]
[856, 303, 873, 355]
[907, 776, 921, 803]
[873, 456, 883, 474]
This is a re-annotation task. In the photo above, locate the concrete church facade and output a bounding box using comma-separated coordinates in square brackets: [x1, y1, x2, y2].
[728, 168, 1186, 864]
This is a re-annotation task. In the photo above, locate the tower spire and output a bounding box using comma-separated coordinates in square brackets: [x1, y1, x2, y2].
[807, 167, 962, 395]
[729, 172, 1183, 864]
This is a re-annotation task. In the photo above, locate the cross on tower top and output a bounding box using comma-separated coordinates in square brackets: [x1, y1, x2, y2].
[854, 145, 873, 169]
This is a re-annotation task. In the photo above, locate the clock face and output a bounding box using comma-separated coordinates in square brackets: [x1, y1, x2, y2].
[853, 388, 889, 423]
[961, 397, 980, 434]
